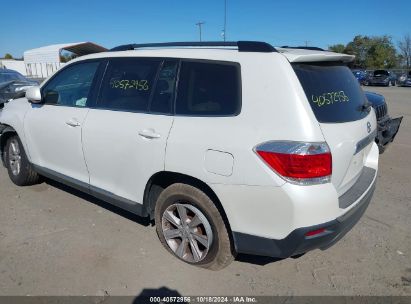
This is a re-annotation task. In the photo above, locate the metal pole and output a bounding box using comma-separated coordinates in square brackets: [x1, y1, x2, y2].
[223, 0, 227, 41]
[196, 22, 205, 42]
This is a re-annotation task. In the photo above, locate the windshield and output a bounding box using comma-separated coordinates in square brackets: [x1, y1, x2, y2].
[0, 71, 27, 83]
[293, 63, 369, 123]
[374, 70, 389, 76]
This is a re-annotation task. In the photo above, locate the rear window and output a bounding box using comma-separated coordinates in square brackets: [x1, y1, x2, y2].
[293, 63, 369, 123]
[374, 70, 389, 76]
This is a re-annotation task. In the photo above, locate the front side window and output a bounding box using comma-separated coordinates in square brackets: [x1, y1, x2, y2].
[42, 61, 100, 107]
[175, 61, 241, 116]
[97, 58, 161, 112]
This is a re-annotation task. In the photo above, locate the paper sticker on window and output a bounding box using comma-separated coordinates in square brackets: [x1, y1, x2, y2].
[311, 91, 349, 107]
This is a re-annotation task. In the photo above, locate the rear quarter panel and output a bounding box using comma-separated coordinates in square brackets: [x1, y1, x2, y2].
[165, 53, 325, 187]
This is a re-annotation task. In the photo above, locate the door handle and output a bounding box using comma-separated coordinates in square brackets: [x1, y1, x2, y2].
[138, 129, 161, 139]
[66, 119, 81, 127]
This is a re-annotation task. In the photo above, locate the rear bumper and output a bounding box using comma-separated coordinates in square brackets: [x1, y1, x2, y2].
[233, 167, 377, 258]
[376, 116, 403, 153]
[367, 78, 390, 86]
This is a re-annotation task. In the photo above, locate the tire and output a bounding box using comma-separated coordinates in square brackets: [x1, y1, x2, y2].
[155, 183, 234, 270]
[5, 135, 39, 186]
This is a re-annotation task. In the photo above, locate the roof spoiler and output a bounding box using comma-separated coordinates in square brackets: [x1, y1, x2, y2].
[281, 46, 325, 51]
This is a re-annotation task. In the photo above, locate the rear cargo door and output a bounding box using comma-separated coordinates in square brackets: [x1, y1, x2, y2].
[293, 63, 377, 195]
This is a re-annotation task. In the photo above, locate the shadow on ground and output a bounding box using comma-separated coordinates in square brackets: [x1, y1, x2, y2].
[134, 287, 186, 304]
[43, 177, 150, 227]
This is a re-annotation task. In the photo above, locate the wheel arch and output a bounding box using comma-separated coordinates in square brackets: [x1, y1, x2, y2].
[143, 171, 233, 236]
[0, 124, 18, 166]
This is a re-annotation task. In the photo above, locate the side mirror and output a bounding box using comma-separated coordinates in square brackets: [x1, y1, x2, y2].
[25, 86, 42, 103]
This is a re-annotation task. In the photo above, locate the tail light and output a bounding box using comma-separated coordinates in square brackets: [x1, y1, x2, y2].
[254, 141, 332, 185]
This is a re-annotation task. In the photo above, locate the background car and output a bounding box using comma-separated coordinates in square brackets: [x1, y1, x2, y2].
[364, 91, 402, 153]
[397, 71, 411, 87]
[0, 69, 38, 108]
[388, 71, 397, 86]
[364, 70, 394, 86]
[352, 69, 368, 85]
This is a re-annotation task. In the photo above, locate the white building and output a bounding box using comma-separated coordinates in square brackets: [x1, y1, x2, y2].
[0, 59, 26, 75]
[23, 42, 107, 78]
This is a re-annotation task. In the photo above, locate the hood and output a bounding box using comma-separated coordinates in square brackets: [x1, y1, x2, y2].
[364, 91, 385, 107]
[0, 79, 38, 90]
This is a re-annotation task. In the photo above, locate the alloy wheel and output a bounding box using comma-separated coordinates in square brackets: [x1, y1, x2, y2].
[161, 203, 213, 263]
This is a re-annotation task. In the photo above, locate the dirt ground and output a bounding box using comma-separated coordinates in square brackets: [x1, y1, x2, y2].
[0, 86, 410, 297]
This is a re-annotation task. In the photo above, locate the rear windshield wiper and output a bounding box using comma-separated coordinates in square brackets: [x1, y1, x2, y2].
[359, 100, 372, 112]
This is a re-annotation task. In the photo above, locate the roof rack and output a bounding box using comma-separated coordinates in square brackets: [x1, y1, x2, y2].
[280, 46, 325, 51]
[110, 41, 277, 53]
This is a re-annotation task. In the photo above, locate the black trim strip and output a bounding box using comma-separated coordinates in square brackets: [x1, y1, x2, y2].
[32, 165, 148, 217]
[355, 129, 377, 154]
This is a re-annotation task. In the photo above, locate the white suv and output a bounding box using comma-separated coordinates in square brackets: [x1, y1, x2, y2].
[0, 41, 379, 270]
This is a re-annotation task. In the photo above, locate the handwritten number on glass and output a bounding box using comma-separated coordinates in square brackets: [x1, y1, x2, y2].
[110, 79, 149, 91]
[311, 91, 349, 107]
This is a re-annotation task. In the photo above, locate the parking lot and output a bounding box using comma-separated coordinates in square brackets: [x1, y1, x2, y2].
[0, 86, 410, 297]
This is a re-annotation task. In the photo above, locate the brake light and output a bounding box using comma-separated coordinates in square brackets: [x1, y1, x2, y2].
[255, 141, 332, 185]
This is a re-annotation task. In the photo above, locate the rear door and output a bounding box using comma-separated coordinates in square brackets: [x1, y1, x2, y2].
[82, 58, 177, 205]
[293, 63, 377, 195]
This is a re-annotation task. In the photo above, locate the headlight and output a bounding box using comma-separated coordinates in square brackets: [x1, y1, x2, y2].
[399, 76, 407, 81]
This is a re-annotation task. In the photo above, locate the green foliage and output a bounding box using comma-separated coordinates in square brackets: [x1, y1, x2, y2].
[336, 35, 398, 69]
[4, 53, 13, 59]
[328, 44, 345, 53]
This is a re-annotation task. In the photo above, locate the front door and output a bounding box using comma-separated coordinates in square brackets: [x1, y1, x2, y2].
[24, 60, 101, 185]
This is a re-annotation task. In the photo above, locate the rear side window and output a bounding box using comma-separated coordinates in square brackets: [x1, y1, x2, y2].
[176, 61, 241, 116]
[149, 60, 178, 114]
[97, 58, 161, 112]
[293, 63, 369, 123]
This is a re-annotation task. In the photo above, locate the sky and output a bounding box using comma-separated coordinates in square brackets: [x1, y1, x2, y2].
[0, 0, 410, 58]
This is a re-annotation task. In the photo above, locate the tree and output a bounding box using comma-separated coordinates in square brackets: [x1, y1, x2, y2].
[343, 35, 397, 69]
[4, 53, 13, 59]
[328, 44, 345, 53]
[398, 33, 411, 68]
[365, 36, 397, 68]
[344, 35, 372, 68]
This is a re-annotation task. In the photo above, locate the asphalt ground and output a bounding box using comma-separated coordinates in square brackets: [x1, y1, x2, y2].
[0, 86, 410, 297]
